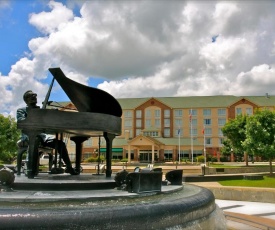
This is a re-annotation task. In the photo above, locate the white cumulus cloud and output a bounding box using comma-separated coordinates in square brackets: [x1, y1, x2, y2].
[1, 0, 275, 116]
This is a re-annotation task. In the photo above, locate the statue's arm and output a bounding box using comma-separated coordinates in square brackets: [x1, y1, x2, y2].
[16, 108, 27, 121]
[16, 107, 29, 143]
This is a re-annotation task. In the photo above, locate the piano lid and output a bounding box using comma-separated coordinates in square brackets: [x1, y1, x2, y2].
[49, 68, 122, 117]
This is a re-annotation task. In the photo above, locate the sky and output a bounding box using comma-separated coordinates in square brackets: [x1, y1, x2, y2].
[1, 0, 275, 118]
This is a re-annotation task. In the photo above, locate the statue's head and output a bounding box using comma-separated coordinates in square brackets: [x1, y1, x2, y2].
[23, 90, 37, 106]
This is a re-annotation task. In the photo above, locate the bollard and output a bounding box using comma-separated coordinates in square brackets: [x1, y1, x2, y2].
[0, 167, 15, 192]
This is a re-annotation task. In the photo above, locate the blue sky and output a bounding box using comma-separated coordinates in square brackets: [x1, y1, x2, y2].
[1, 1, 41, 75]
[0, 0, 104, 107]
[1, 0, 275, 117]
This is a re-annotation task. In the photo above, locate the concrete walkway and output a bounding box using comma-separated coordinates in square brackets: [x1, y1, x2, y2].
[216, 199, 275, 230]
[190, 182, 275, 230]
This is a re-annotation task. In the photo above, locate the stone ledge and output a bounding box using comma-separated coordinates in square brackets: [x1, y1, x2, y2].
[203, 185, 275, 203]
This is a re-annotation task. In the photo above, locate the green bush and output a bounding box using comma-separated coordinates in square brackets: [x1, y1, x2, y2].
[220, 156, 229, 162]
[211, 156, 218, 162]
[180, 157, 189, 163]
[111, 159, 121, 163]
[196, 155, 205, 163]
[84, 156, 105, 163]
[120, 158, 128, 162]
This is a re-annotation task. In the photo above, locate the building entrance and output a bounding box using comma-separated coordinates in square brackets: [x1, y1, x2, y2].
[139, 152, 152, 162]
[139, 150, 159, 163]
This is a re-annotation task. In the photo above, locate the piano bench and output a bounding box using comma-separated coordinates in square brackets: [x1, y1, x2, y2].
[16, 146, 53, 176]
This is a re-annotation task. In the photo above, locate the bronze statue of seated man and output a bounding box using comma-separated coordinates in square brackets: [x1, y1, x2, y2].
[16, 90, 77, 175]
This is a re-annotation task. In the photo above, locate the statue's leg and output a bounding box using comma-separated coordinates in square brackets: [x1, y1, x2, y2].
[23, 130, 41, 179]
[17, 147, 27, 175]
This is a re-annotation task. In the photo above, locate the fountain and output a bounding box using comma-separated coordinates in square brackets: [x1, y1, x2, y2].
[0, 172, 227, 230]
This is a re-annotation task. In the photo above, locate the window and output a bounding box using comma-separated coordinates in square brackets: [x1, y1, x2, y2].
[124, 111, 132, 118]
[218, 108, 226, 116]
[246, 108, 252, 116]
[175, 119, 182, 127]
[177, 150, 184, 161]
[175, 128, 182, 136]
[204, 119, 211, 125]
[203, 109, 211, 116]
[205, 138, 212, 145]
[191, 119, 197, 126]
[189, 109, 197, 116]
[164, 118, 170, 127]
[145, 109, 151, 118]
[136, 119, 142, 128]
[236, 108, 242, 115]
[145, 119, 151, 128]
[124, 120, 132, 127]
[136, 110, 142, 118]
[155, 119, 160, 128]
[164, 109, 170, 118]
[124, 129, 133, 138]
[189, 110, 197, 123]
[144, 131, 159, 137]
[136, 129, 141, 136]
[190, 128, 197, 136]
[164, 128, 170, 137]
[155, 109, 161, 117]
[84, 138, 92, 146]
[204, 128, 212, 136]
[125, 150, 134, 160]
[218, 118, 226, 126]
[112, 151, 123, 160]
[219, 138, 224, 145]
[175, 109, 182, 117]
[164, 150, 173, 161]
[218, 128, 223, 136]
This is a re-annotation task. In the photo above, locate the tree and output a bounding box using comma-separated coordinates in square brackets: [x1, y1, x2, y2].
[0, 114, 20, 163]
[222, 115, 249, 166]
[220, 139, 232, 159]
[243, 110, 275, 175]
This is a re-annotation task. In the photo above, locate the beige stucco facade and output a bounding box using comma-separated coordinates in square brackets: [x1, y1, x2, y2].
[59, 95, 275, 163]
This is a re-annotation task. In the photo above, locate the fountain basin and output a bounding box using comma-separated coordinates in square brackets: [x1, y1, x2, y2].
[0, 183, 226, 229]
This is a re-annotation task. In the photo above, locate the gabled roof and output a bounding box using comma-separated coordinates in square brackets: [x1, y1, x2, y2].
[228, 97, 259, 107]
[245, 96, 275, 107]
[58, 95, 275, 111]
[117, 95, 239, 109]
[128, 134, 164, 146]
[158, 96, 238, 108]
[117, 98, 149, 110]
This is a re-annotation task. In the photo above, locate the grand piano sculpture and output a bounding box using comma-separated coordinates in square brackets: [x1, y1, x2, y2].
[17, 68, 122, 179]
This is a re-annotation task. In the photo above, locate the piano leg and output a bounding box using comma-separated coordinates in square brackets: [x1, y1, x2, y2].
[70, 136, 88, 174]
[23, 130, 41, 179]
[103, 132, 115, 178]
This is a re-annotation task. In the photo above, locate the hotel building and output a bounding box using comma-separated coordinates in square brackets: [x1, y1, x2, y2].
[60, 95, 275, 163]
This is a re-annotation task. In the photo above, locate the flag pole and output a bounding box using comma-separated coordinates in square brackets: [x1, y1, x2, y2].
[203, 125, 206, 165]
[190, 109, 193, 164]
[178, 127, 180, 164]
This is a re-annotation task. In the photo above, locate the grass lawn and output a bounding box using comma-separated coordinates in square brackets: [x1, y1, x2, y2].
[219, 176, 275, 188]
[209, 164, 241, 168]
[209, 164, 274, 168]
